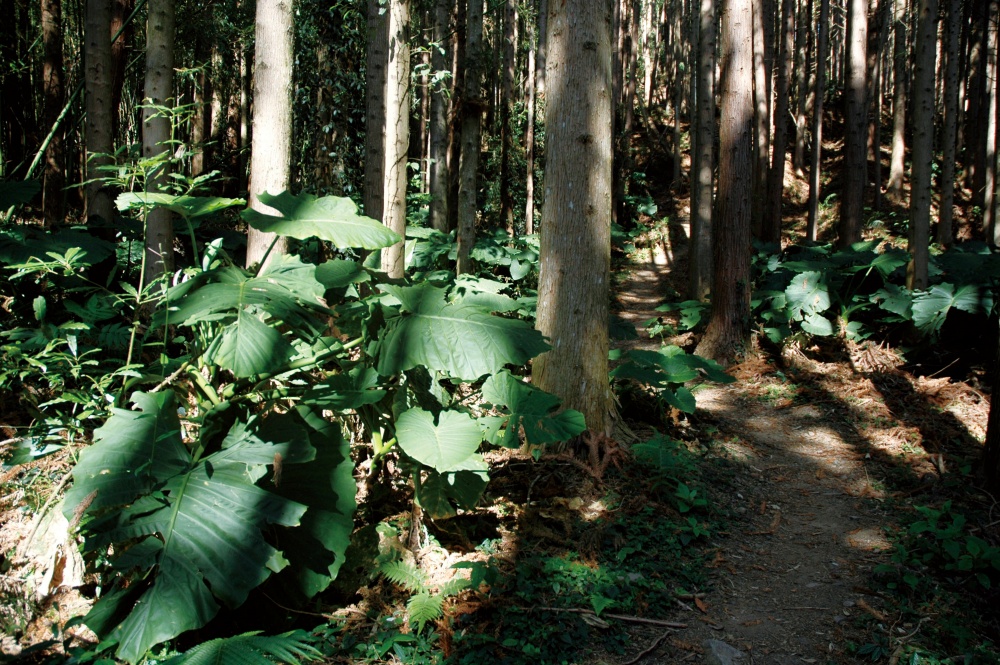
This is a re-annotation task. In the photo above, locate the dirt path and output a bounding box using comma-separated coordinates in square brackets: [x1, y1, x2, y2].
[613, 247, 893, 664]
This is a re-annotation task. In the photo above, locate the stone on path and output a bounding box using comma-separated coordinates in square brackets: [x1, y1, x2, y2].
[704, 639, 745, 665]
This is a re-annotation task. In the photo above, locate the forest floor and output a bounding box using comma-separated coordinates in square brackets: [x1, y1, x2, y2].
[595, 206, 998, 663]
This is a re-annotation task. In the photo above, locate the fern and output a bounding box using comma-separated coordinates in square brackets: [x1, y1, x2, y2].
[437, 577, 471, 598]
[162, 631, 321, 665]
[380, 559, 428, 592]
[407, 591, 445, 632]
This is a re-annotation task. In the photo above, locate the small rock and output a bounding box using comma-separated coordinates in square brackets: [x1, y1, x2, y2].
[704, 639, 745, 665]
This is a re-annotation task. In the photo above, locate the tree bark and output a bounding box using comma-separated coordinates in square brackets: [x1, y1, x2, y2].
[245, 0, 294, 269]
[690, 0, 716, 300]
[793, 0, 811, 176]
[751, 0, 771, 237]
[42, 0, 65, 226]
[983, 0, 999, 244]
[456, 0, 484, 274]
[85, 0, 114, 225]
[500, 0, 516, 235]
[840, 0, 869, 248]
[906, 0, 936, 287]
[364, 0, 388, 225]
[937, 0, 960, 246]
[806, 0, 830, 240]
[382, 0, 411, 277]
[142, 0, 176, 287]
[886, 0, 908, 203]
[765, 0, 795, 244]
[429, 0, 452, 232]
[695, 0, 754, 364]
[533, 0, 614, 436]
[525, 19, 537, 234]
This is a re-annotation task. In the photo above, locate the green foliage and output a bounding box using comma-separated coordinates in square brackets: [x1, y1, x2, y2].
[752, 241, 1000, 344]
[162, 631, 322, 665]
[610, 345, 734, 415]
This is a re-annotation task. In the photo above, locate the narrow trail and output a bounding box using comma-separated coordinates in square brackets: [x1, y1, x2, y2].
[613, 243, 893, 664]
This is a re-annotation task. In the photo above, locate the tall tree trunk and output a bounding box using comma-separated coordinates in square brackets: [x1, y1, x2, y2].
[536, 0, 548, 97]
[429, 0, 452, 232]
[500, 0, 516, 234]
[963, 0, 988, 196]
[41, 0, 65, 226]
[906, 0, 936, 287]
[793, 0, 811, 175]
[751, 0, 771, 237]
[765, 0, 795, 243]
[142, 0, 175, 287]
[866, 0, 890, 212]
[245, 0, 294, 269]
[525, 19, 537, 234]
[110, 0, 132, 138]
[364, 0, 388, 225]
[840, 0, 869, 247]
[382, 0, 411, 277]
[886, 0, 908, 202]
[85, 0, 113, 225]
[696, 0, 754, 364]
[456, 0, 483, 273]
[982, 0, 999, 243]
[806, 0, 830, 240]
[937, 0, 960, 245]
[533, 0, 614, 436]
[690, 0, 716, 300]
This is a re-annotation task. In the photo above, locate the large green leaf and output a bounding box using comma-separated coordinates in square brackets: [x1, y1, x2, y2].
[374, 283, 550, 380]
[396, 408, 483, 472]
[116, 193, 245, 219]
[785, 271, 831, 319]
[300, 365, 386, 412]
[204, 308, 295, 377]
[162, 631, 321, 665]
[481, 370, 586, 446]
[912, 283, 989, 336]
[65, 394, 337, 663]
[0, 179, 40, 208]
[242, 191, 400, 250]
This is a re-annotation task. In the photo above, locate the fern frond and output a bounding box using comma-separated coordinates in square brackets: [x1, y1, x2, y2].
[437, 577, 471, 598]
[163, 630, 321, 665]
[380, 559, 427, 592]
[407, 591, 444, 632]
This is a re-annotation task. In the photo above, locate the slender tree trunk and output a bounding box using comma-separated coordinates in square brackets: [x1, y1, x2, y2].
[840, 0, 869, 247]
[793, 0, 811, 175]
[765, 0, 795, 243]
[85, 0, 113, 225]
[696, 0, 754, 364]
[937, 0, 961, 245]
[886, 0, 908, 202]
[500, 0, 516, 234]
[525, 20, 537, 234]
[536, 0, 548, 96]
[906, 0, 936, 287]
[456, 0, 483, 274]
[42, 0, 65, 226]
[382, 0, 411, 277]
[142, 0, 175, 286]
[245, 0, 294, 269]
[429, 0, 452, 232]
[533, 0, 614, 436]
[364, 0, 388, 225]
[983, 0, 999, 243]
[110, 0, 132, 139]
[866, 0, 890, 212]
[806, 0, 830, 240]
[690, 0, 716, 300]
[964, 0, 988, 195]
[751, 0, 771, 237]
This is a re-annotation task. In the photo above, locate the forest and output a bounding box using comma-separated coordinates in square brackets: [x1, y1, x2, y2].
[4, 0, 1000, 660]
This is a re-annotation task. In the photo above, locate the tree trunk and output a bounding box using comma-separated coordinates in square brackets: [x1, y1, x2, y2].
[85, 0, 114, 225]
[751, 0, 771, 237]
[963, 0, 988, 196]
[886, 0, 908, 203]
[382, 0, 410, 277]
[142, 0, 175, 287]
[937, 0, 960, 246]
[110, 0, 132, 138]
[765, 0, 795, 244]
[429, 0, 452, 232]
[456, 0, 484, 274]
[364, 0, 388, 225]
[981, 318, 1000, 492]
[690, 0, 716, 300]
[906, 0, 936, 287]
[806, 0, 830, 240]
[983, 0, 999, 243]
[42, 0, 65, 226]
[245, 0, 294, 269]
[695, 0, 754, 364]
[500, 0, 516, 235]
[793, 0, 811, 175]
[525, 19, 537, 234]
[533, 0, 614, 436]
[840, 0, 869, 247]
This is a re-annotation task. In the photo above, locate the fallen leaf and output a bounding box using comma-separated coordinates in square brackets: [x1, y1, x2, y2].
[694, 597, 709, 613]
